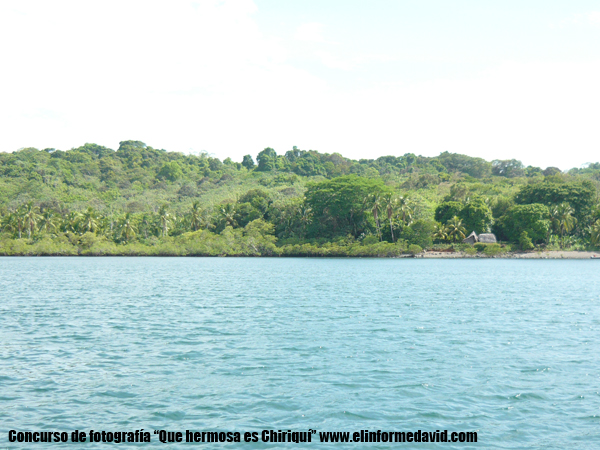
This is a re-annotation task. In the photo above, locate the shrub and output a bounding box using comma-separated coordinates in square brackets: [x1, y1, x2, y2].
[362, 235, 379, 245]
[400, 219, 435, 249]
[463, 246, 477, 255]
[519, 231, 535, 251]
[407, 244, 422, 255]
[483, 243, 503, 256]
[473, 243, 487, 252]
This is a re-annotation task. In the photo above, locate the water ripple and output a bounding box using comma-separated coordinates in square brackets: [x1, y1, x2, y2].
[1, 257, 599, 448]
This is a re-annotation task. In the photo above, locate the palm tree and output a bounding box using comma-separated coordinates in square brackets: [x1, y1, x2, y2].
[158, 205, 174, 237]
[0, 211, 13, 235]
[383, 193, 397, 242]
[220, 203, 237, 228]
[139, 213, 153, 239]
[4, 209, 26, 239]
[189, 201, 202, 231]
[396, 195, 413, 227]
[119, 213, 137, 241]
[283, 215, 295, 237]
[200, 207, 214, 230]
[79, 207, 99, 233]
[367, 194, 383, 241]
[433, 222, 448, 243]
[589, 219, 600, 248]
[23, 201, 41, 239]
[550, 203, 576, 239]
[298, 205, 312, 238]
[38, 209, 58, 234]
[62, 211, 81, 234]
[446, 216, 466, 243]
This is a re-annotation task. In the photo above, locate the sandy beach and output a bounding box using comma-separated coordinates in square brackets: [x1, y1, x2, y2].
[421, 250, 600, 259]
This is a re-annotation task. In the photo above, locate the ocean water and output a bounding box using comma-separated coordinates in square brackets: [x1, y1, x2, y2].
[1, 257, 599, 449]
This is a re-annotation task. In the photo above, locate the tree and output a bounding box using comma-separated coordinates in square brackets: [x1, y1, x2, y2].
[459, 197, 493, 234]
[22, 201, 41, 239]
[139, 213, 153, 239]
[4, 209, 26, 239]
[298, 205, 312, 238]
[62, 211, 81, 234]
[433, 222, 448, 243]
[256, 148, 277, 172]
[383, 193, 397, 242]
[543, 167, 561, 177]
[588, 219, 600, 248]
[446, 216, 466, 242]
[401, 219, 436, 248]
[242, 155, 255, 170]
[220, 203, 238, 228]
[436, 152, 492, 178]
[38, 209, 58, 234]
[515, 181, 595, 226]
[550, 203, 576, 240]
[435, 201, 463, 225]
[79, 207, 99, 233]
[396, 195, 413, 227]
[200, 207, 214, 231]
[158, 162, 183, 181]
[158, 205, 174, 237]
[189, 201, 202, 231]
[496, 203, 550, 243]
[284, 146, 301, 163]
[519, 231, 534, 251]
[492, 159, 525, 178]
[367, 193, 383, 241]
[304, 175, 387, 239]
[119, 213, 137, 241]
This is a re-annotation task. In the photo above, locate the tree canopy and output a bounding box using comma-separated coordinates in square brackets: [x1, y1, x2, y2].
[1, 141, 600, 255]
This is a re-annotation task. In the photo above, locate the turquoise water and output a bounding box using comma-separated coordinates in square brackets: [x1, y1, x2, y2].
[1, 257, 599, 448]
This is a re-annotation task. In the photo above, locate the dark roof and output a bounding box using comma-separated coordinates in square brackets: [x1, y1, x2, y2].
[463, 231, 477, 244]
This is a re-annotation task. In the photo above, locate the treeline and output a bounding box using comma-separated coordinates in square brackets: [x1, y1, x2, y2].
[3, 140, 591, 187]
[1, 141, 600, 256]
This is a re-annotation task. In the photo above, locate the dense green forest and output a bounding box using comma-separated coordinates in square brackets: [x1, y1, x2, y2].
[1, 140, 599, 256]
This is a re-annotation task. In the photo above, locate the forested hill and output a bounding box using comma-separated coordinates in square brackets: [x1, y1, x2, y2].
[1, 140, 599, 256]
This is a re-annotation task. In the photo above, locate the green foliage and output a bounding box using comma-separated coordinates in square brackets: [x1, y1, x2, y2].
[491, 196, 513, 219]
[256, 148, 277, 172]
[459, 197, 493, 234]
[483, 243, 503, 256]
[463, 246, 477, 255]
[362, 235, 379, 245]
[589, 219, 600, 249]
[435, 201, 463, 224]
[436, 152, 491, 178]
[519, 231, 535, 251]
[158, 162, 183, 181]
[492, 159, 525, 178]
[0, 141, 599, 256]
[242, 155, 255, 170]
[473, 243, 487, 252]
[497, 204, 550, 243]
[445, 216, 467, 243]
[305, 175, 387, 239]
[407, 244, 422, 255]
[400, 219, 435, 248]
[515, 181, 595, 225]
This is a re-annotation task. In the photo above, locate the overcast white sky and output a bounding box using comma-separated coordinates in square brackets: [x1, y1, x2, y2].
[1, 0, 599, 169]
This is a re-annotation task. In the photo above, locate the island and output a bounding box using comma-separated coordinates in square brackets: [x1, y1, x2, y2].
[1, 141, 599, 257]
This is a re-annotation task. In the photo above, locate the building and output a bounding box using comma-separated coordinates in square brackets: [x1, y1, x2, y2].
[463, 231, 497, 245]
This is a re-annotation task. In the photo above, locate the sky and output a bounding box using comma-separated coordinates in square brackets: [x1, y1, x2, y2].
[1, 0, 599, 169]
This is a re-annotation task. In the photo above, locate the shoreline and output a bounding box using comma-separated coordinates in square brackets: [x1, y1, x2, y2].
[420, 250, 600, 259]
[0, 251, 599, 259]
